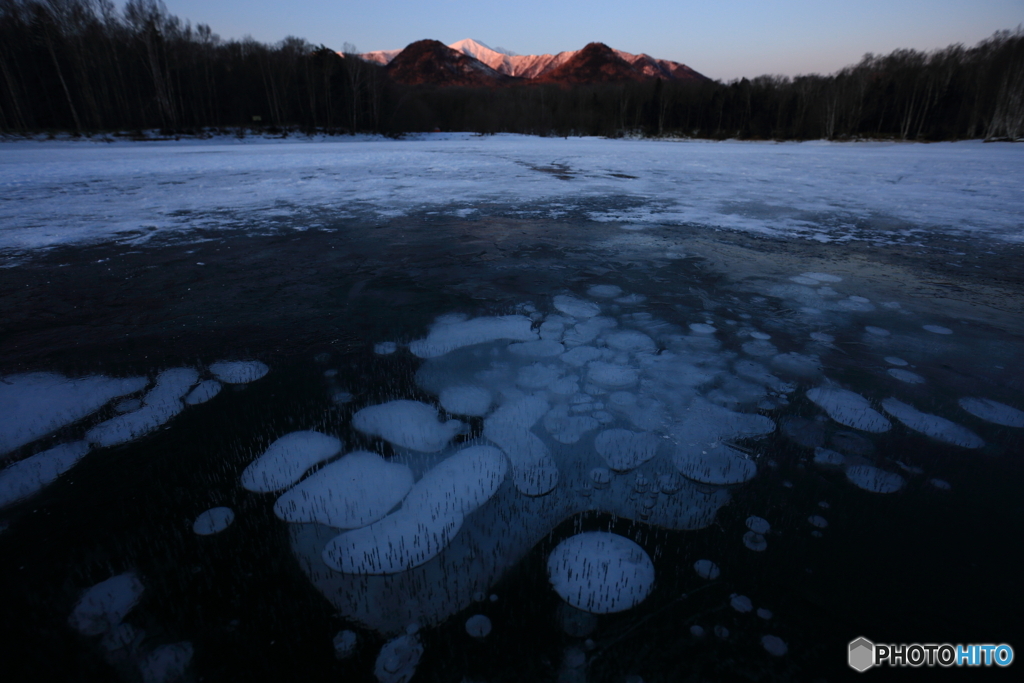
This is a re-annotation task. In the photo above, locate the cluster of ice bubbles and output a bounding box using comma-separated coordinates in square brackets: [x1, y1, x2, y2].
[4, 271, 1024, 681]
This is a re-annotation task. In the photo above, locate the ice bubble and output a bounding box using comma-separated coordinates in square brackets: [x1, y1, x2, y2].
[923, 324, 952, 335]
[757, 608, 773, 620]
[789, 276, 819, 285]
[830, 431, 874, 456]
[745, 516, 770, 534]
[803, 272, 843, 282]
[846, 465, 905, 493]
[465, 614, 492, 639]
[509, 340, 566, 357]
[69, 572, 144, 636]
[715, 625, 730, 639]
[615, 293, 646, 304]
[730, 594, 753, 613]
[374, 342, 398, 355]
[139, 641, 193, 683]
[274, 451, 414, 528]
[675, 443, 757, 485]
[209, 361, 268, 384]
[690, 625, 705, 637]
[324, 369, 338, 378]
[606, 330, 657, 353]
[439, 385, 492, 417]
[322, 506, 462, 574]
[762, 635, 788, 656]
[86, 368, 199, 448]
[563, 647, 587, 669]
[885, 356, 909, 366]
[0, 441, 90, 510]
[241, 431, 342, 492]
[771, 352, 822, 379]
[353, 400, 463, 452]
[808, 515, 828, 528]
[184, 379, 221, 405]
[0, 372, 148, 455]
[115, 398, 141, 413]
[887, 368, 925, 384]
[401, 445, 507, 518]
[743, 531, 768, 552]
[958, 397, 1024, 427]
[589, 467, 612, 488]
[929, 478, 952, 491]
[544, 405, 600, 444]
[553, 295, 601, 319]
[806, 387, 890, 433]
[100, 622, 138, 652]
[865, 326, 890, 336]
[850, 296, 870, 303]
[374, 634, 423, 683]
[735, 360, 793, 393]
[516, 363, 562, 389]
[410, 315, 537, 358]
[484, 396, 559, 496]
[547, 532, 655, 614]
[540, 320, 566, 340]
[742, 340, 777, 357]
[588, 284, 623, 298]
[333, 630, 358, 659]
[689, 323, 717, 334]
[813, 447, 846, 467]
[658, 472, 683, 494]
[881, 398, 984, 448]
[693, 559, 720, 580]
[750, 331, 772, 340]
[587, 361, 638, 389]
[558, 602, 598, 637]
[561, 345, 603, 367]
[192, 507, 235, 535]
[594, 429, 660, 472]
[810, 332, 834, 343]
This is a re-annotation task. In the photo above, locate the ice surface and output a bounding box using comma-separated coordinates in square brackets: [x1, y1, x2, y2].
[68, 572, 144, 636]
[86, 368, 198, 448]
[594, 429, 660, 471]
[184, 380, 222, 405]
[274, 451, 413, 528]
[881, 398, 984, 448]
[0, 372, 148, 455]
[846, 465, 905, 493]
[208, 360, 268, 384]
[3, 137, 1022, 253]
[240, 431, 342, 492]
[353, 400, 463, 452]
[547, 532, 655, 614]
[0, 441, 90, 509]
[806, 387, 890, 433]
[958, 397, 1024, 427]
[409, 315, 537, 358]
[192, 507, 235, 535]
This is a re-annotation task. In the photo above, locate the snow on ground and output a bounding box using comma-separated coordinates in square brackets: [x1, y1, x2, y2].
[1, 134, 1022, 253]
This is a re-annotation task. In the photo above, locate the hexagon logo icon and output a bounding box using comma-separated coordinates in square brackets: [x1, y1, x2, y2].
[849, 637, 875, 672]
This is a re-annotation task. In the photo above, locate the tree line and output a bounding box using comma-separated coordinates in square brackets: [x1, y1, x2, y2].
[1, 0, 1021, 140]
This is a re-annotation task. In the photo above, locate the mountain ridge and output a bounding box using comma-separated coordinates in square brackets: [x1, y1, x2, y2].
[358, 38, 708, 86]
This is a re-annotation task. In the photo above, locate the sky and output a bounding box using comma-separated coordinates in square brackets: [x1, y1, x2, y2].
[157, 0, 1022, 81]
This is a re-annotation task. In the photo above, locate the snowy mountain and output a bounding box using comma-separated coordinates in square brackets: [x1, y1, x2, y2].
[359, 39, 707, 85]
[385, 40, 511, 87]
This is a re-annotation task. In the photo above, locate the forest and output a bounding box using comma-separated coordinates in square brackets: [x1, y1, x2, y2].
[1, 0, 1022, 140]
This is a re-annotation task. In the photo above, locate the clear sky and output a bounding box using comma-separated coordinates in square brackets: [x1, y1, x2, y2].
[156, 0, 1022, 81]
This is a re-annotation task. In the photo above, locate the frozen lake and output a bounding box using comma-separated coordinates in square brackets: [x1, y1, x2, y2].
[1, 135, 1023, 682]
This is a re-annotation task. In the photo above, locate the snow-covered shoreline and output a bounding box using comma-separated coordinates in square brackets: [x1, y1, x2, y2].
[1, 133, 1022, 254]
